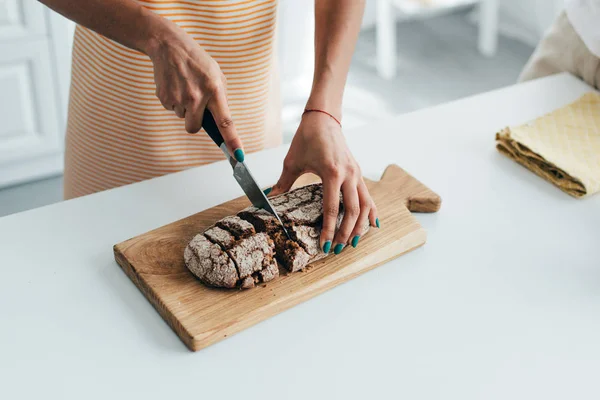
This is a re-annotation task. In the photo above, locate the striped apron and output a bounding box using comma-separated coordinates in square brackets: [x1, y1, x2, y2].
[64, 0, 281, 199]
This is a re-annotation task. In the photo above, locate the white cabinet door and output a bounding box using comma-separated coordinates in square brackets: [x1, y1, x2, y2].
[0, 2, 69, 188]
[0, 38, 63, 187]
[0, 0, 46, 39]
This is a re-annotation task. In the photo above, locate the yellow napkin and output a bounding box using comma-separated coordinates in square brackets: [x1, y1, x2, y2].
[496, 92, 600, 198]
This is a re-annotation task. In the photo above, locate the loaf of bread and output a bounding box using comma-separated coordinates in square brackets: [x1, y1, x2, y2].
[184, 183, 369, 289]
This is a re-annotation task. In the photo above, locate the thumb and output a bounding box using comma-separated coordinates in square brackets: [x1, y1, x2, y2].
[268, 163, 301, 197]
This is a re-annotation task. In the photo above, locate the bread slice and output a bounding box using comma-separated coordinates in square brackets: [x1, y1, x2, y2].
[184, 235, 239, 288]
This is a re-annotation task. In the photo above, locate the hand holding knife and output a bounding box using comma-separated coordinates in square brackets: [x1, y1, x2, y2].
[201, 110, 292, 239]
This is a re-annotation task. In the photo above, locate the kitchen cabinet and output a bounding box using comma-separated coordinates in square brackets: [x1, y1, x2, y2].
[0, 1, 71, 188]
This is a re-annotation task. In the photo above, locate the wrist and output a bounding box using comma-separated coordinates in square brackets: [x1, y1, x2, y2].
[305, 94, 342, 122]
[303, 108, 342, 127]
[307, 69, 345, 121]
[140, 14, 183, 60]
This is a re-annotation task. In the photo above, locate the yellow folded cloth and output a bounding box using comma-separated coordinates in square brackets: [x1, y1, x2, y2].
[496, 92, 600, 198]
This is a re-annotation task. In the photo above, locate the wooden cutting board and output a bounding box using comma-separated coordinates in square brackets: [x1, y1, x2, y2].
[114, 164, 441, 351]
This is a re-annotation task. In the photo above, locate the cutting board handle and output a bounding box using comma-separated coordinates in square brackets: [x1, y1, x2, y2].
[377, 164, 441, 213]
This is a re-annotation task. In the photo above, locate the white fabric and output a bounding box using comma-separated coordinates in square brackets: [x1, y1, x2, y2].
[565, 0, 600, 57]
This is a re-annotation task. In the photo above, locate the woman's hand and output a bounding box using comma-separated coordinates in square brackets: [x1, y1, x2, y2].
[146, 26, 244, 160]
[269, 112, 379, 254]
[37, 0, 243, 157]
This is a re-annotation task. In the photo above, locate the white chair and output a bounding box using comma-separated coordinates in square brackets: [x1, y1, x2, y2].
[376, 0, 499, 79]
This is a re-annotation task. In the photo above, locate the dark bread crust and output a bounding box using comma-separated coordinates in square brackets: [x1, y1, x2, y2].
[238, 183, 346, 272]
[227, 232, 274, 279]
[273, 230, 311, 272]
[237, 207, 312, 270]
[185, 217, 276, 289]
[204, 226, 235, 249]
[290, 225, 322, 257]
[238, 208, 280, 233]
[259, 260, 279, 282]
[184, 234, 239, 288]
[270, 184, 320, 212]
[185, 182, 368, 288]
[216, 216, 255, 239]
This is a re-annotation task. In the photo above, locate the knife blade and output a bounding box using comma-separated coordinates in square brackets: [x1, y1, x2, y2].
[202, 110, 292, 239]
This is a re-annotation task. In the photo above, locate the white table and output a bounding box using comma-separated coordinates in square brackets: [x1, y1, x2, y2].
[1, 73, 599, 399]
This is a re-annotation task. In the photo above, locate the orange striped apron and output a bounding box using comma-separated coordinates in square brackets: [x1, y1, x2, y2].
[64, 0, 281, 199]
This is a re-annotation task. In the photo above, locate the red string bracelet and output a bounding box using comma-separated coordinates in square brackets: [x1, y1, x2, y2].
[303, 108, 342, 127]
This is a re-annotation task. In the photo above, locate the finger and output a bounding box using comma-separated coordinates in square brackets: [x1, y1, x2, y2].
[370, 202, 379, 228]
[320, 178, 342, 255]
[349, 180, 373, 247]
[174, 105, 186, 119]
[185, 100, 207, 134]
[269, 160, 301, 197]
[333, 181, 360, 254]
[207, 89, 244, 162]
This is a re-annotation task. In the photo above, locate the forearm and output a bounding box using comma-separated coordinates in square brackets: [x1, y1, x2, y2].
[38, 0, 179, 57]
[307, 0, 365, 120]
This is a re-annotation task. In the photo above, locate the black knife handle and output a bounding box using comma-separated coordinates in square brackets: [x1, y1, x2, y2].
[202, 110, 224, 148]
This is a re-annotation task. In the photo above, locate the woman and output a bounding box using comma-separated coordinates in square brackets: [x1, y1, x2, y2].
[520, 0, 599, 89]
[40, 0, 378, 254]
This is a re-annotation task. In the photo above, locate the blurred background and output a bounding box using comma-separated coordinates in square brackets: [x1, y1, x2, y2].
[0, 0, 563, 216]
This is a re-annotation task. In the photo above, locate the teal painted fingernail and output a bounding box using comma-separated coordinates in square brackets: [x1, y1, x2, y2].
[376, 218, 380, 228]
[351, 235, 360, 248]
[322, 241, 331, 254]
[263, 187, 272, 195]
[334, 243, 344, 254]
[234, 148, 245, 163]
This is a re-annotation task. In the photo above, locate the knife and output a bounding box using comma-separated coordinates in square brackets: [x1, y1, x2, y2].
[202, 110, 292, 239]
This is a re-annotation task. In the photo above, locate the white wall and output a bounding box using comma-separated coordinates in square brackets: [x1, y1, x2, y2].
[277, 0, 315, 84]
